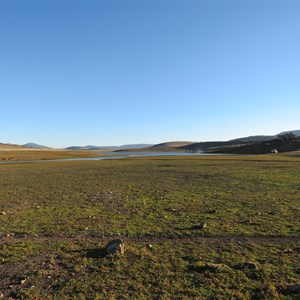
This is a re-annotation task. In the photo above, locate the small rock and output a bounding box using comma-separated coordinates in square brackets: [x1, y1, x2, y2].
[105, 239, 125, 255]
[0, 293, 3, 298]
[200, 222, 207, 229]
[1, 211, 6, 215]
[281, 248, 294, 254]
[20, 278, 26, 284]
[148, 244, 153, 249]
[286, 284, 300, 294]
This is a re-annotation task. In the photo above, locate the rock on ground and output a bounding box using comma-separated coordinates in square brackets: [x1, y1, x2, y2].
[105, 239, 125, 255]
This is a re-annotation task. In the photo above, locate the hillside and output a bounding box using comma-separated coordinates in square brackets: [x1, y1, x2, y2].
[230, 135, 275, 143]
[229, 130, 300, 143]
[152, 141, 194, 148]
[279, 130, 300, 136]
[23, 143, 51, 149]
[211, 133, 300, 154]
[66, 145, 107, 150]
[179, 140, 252, 152]
[151, 130, 300, 154]
[3, 129, 300, 154]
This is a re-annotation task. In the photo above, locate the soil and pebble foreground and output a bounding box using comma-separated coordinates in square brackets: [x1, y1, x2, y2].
[0, 155, 299, 299]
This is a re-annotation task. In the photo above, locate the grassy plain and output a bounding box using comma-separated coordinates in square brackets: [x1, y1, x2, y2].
[0, 154, 299, 299]
[0, 149, 104, 162]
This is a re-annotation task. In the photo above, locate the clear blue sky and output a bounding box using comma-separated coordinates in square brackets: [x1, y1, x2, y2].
[1, 0, 299, 148]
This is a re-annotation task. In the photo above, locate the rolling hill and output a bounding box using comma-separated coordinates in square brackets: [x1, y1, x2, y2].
[151, 130, 300, 154]
[152, 141, 194, 148]
[2, 129, 299, 154]
[65, 144, 154, 151]
[210, 133, 300, 154]
[23, 143, 51, 149]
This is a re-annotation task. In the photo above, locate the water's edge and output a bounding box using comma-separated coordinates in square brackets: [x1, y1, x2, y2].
[0, 151, 237, 165]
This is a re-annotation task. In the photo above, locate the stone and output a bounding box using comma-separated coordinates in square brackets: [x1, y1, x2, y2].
[1, 211, 6, 215]
[105, 239, 125, 255]
[281, 248, 294, 254]
[200, 222, 207, 229]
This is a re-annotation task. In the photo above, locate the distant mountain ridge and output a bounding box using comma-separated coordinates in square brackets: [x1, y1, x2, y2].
[152, 130, 300, 154]
[23, 143, 51, 149]
[230, 130, 300, 143]
[65, 144, 154, 151]
[4, 130, 300, 153]
[211, 132, 300, 154]
[152, 141, 194, 148]
[279, 130, 300, 136]
[230, 135, 276, 143]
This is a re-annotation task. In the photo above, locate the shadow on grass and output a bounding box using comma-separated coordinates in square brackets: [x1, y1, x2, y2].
[67, 248, 107, 259]
[187, 264, 229, 273]
[175, 225, 205, 231]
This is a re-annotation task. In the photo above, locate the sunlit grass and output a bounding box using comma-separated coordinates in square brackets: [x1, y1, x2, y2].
[0, 149, 104, 161]
[0, 154, 299, 298]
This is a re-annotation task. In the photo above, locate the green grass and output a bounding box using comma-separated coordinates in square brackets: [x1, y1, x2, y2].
[2, 239, 299, 299]
[0, 149, 104, 161]
[0, 155, 299, 299]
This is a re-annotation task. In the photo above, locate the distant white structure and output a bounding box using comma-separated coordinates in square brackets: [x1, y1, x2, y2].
[271, 149, 278, 154]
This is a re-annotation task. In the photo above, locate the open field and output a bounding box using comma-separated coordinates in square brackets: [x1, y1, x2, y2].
[0, 144, 30, 151]
[0, 155, 299, 299]
[0, 149, 104, 162]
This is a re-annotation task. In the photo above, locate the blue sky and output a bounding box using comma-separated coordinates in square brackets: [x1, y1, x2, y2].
[1, 0, 299, 148]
